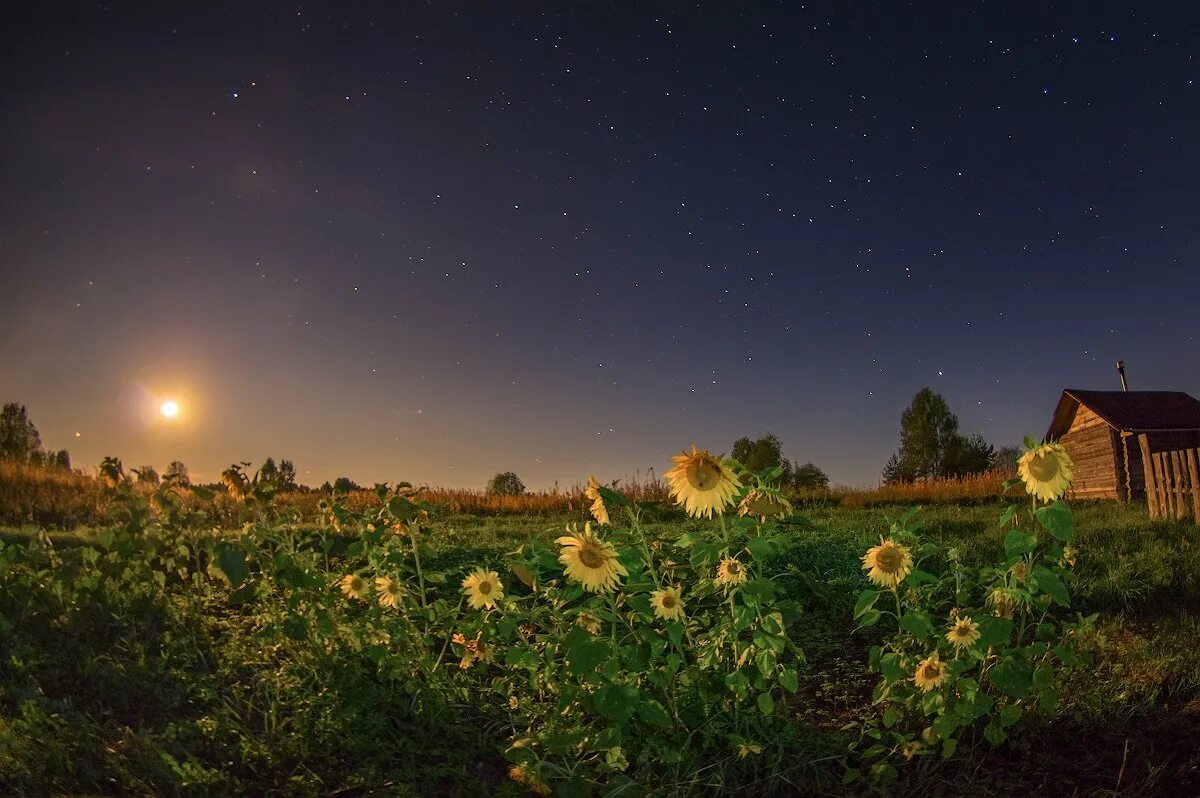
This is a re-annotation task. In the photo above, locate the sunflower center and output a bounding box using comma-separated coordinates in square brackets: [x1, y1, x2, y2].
[1028, 452, 1060, 481]
[687, 459, 722, 491]
[661, 594, 677, 608]
[478, 580, 492, 595]
[727, 561, 741, 574]
[876, 545, 904, 573]
[578, 543, 606, 569]
[921, 663, 942, 680]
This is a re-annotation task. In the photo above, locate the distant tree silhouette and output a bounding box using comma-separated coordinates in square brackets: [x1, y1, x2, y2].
[333, 476, 360, 493]
[164, 460, 190, 485]
[486, 472, 525, 496]
[0, 403, 42, 461]
[790, 462, 830, 491]
[278, 459, 298, 490]
[883, 388, 997, 481]
[994, 445, 1022, 476]
[259, 457, 279, 484]
[51, 449, 71, 470]
[731, 433, 785, 474]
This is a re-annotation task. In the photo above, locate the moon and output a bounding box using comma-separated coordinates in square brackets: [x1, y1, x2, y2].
[160, 400, 180, 418]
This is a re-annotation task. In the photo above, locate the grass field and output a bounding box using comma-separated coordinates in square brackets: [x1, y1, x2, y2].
[2, 486, 1199, 796]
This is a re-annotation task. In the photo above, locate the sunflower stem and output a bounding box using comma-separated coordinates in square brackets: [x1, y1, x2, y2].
[409, 524, 429, 610]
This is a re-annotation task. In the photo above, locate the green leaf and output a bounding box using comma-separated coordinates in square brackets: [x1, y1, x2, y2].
[1004, 530, 1038, 559]
[1035, 501, 1074, 542]
[900, 611, 933, 638]
[990, 659, 1032, 699]
[879, 653, 905, 683]
[593, 684, 639, 725]
[214, 543, 247, 587]
[191, 485, 215, 500]
[855, 609, 882, 630]
[932, 713, 959, 740]
[778, 667, 798, 694]
[976, 616, 1014, 648]
[745, 537, 773, 562]
[984, 722, 1006, 746]
[724, 670, 750, 697]
[755, 648, 777, 677]
[564, 627, 611, 676]
[882, 707, 898, 728]
[597, 486, 631, 507]
[282, 615, 307, 640]
[666, 621, 684, 647]
[756, 692, 775, 716]
[1031, 565, 1070, 606]
[636, 698, 672, 728]
[998, 703, 1021, 728]
[999, 503, 1020, 527]
[853, 589, 880, 619]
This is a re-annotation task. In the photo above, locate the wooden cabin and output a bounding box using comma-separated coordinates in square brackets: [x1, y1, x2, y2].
[1046, 390, 1200, 500]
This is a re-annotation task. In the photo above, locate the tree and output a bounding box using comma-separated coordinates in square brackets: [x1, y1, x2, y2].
[164, 460, 190, 485]
[731, 433, 785, 474]
[486, 471, 525, 496]
[994, 445, 1022, 475]
[884, 388, 1000, 481]
[319, 480, 333, 494]
[259, 457, 279, 484]
[0, 403, 42, 461]
[946, 433, 996, 476]
[332, 476, 360, 494]
[278, 459, 298, 490]
[51, 449, 71, 470]
[790, 462, 830, 491]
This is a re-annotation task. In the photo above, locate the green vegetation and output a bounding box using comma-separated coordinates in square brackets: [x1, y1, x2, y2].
[1, 481, 1197, 795]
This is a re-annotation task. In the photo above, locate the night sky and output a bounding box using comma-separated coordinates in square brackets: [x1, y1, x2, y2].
[2, 3, 1198, 488]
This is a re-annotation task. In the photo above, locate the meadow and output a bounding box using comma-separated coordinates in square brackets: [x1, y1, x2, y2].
[1, 460, 1199, 796]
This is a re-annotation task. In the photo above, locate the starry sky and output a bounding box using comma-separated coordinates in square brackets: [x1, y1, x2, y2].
[2, 2, 1199, 488]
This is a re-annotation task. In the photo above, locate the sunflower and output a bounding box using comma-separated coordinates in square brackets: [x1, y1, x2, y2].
[900, 741, 922, 760]
[945, 615, 981, 651]
[461, 568, 504, 610]
[913, 653, 948, 692]
[339, 573, 368, 600]
[374, 576, 404, 609]
[1018, 441, 1075, 502]
[585, 474, 610, 526]
[738, 487, 793, 521]
[861, 538, 913, 589]
[715, 557, 748, 588]
[650, 585, 685, 621]
[664, 446, 741, 518]
[556, 522, 628, 593]
[987, 586, 1025, 619]
[1060, 545, 1078, 568]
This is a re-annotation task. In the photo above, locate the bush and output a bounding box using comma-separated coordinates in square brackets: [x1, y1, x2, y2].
[486, 471, 525, 496]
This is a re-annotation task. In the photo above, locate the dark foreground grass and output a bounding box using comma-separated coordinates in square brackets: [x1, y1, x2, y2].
[2, 500, 1199, 795]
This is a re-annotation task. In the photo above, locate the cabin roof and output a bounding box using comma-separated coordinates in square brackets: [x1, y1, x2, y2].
[1047, 389, 1200, 439]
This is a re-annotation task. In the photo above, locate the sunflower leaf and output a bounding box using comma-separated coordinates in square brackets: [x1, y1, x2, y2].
[853, 589, 880, 619]
[597, 486, 631, 507]
[900, 611, 933, 639]
[1003, 530, 1038, 560]
[214, 543, 247, 587]
[1031, 565, 1070, 606]
[1034, 501, 1074, 542]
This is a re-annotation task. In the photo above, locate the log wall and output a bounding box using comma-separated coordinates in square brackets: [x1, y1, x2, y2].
[1060, 406, 1119, 499]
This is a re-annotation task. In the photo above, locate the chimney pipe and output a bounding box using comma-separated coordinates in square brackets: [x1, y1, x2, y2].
[1116, 360, 1128, 392]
